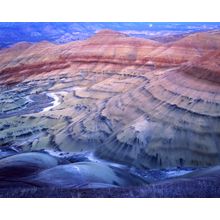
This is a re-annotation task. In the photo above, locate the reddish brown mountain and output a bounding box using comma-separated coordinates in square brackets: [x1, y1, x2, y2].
[1, 29, 219, 85]
[1, 30, 220, 169]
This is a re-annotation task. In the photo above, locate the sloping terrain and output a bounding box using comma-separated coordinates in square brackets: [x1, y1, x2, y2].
[0, 29, 220, 171]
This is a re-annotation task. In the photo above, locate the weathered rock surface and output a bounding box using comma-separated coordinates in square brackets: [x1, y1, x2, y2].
[0, 152, 58, 178]
[24, 162, 145, 188]
[0, 29, 220, 169]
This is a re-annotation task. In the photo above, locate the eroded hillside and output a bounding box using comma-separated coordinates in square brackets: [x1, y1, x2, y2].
[0, 30, 220, 169]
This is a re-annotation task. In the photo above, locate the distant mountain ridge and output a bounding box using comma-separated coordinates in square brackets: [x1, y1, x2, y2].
[1, 22, 220, 48]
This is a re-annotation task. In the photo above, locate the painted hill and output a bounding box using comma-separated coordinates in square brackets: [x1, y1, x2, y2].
[0, 30, 220, 169]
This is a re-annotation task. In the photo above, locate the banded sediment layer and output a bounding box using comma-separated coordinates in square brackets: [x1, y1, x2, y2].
[0, 30, 220, 169]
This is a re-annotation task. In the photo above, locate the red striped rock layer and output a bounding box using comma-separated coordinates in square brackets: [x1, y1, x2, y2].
[1, 30, 219, 85]
[0, 29, 220, 169]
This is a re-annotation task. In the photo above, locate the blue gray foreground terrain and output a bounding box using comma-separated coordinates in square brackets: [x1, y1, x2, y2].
[0, 22, 220, 197]
[0, 150, 220, 198]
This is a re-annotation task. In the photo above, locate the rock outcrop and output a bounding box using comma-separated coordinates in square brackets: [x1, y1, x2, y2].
[0, 29, 220, 169]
